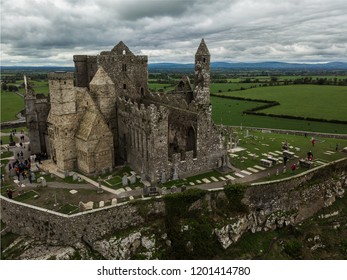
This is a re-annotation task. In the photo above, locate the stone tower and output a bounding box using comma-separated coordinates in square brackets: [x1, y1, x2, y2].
[47, 72, 77, 171]
[24, 76, 50, 154]
[194, 38, 211, 105]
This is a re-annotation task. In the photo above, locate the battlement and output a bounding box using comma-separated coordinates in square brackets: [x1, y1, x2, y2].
[73, 55, 87, 62]
[48, 72, 74, 80]
[98, 54, 148, 65]
[117, 96, 168, 123]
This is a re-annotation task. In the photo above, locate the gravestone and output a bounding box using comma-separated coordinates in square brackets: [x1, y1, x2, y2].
[73, 173, 78, 181]
[172, 166, 178, 180]
[41, 177, 47, 187]
[122, 175, 128, 186]
[111, 198, 117, 205]
[171, 186, 177, 193]
[31, 172, 36, 181]
[161, 187, 168, 195]
[161, 171, 166, 184]
[129, 174, 136, 184]
[99, 201, 104, 208]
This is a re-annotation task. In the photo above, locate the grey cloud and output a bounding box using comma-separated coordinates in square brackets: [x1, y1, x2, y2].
[1, 0, 346, 65]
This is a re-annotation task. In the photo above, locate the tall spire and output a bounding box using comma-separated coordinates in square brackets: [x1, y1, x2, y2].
[195, 38, 210, 56]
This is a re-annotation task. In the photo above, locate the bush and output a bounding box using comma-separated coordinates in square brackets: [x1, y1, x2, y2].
[283, 240, 302, 259]
[224, 184, 249, 214]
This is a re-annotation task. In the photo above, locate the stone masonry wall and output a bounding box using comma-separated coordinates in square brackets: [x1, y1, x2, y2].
[1, 158, 346, 248]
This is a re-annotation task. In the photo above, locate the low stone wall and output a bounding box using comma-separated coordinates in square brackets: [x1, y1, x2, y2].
[223, 125, 347, 139]
[1, 158, 346, 248]
[0, 197, 165, 246]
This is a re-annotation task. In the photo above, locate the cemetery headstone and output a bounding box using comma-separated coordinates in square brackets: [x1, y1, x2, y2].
[161, 171, 166, 184]
[73, 173, 78, 181]
[122, 175, 128, 186]
[41, 177, 47, 187]
[172, 166, 178, 180]
[129, 174, 136, 184]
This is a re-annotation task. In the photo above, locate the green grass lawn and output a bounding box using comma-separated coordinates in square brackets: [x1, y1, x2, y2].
[211, 96, 347, 134]
[228, 128, 347, 171]
[31, 80, 49, 94]
[217, 85, 347, 121]
[0, 127, 28, 134]
[0, 91, 24, 122]
[1, 135, 11, 145]
[105, 175, 122, 186]
[57, 203, 79, 214]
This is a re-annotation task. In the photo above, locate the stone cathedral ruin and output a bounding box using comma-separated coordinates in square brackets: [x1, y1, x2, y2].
[25, 39, 228, 183]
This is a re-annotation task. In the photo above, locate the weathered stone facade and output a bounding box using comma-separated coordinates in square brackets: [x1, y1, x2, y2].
[24, 76, 50, 154]
[25, 40, 226, 182]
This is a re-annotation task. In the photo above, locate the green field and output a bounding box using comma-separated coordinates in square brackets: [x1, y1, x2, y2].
[210, 83, 261, 93]
[0, 92, 24, 122]
[148, 83, 175, 91]
[217, 85, 347, 121]
[211, 84, 347, 134]
[211, 96, 347, 134]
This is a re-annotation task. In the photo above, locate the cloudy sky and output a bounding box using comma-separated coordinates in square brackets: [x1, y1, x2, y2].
[1, 0, 347, 66]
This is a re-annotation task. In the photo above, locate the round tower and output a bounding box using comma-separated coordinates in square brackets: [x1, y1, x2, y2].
[194, 39, 211, 105]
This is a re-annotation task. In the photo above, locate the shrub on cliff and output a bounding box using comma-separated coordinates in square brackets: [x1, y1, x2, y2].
[224, 184, 249, 214]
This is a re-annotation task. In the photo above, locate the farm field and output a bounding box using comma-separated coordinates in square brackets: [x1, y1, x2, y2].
[1, 72, 346, 134]
[211, 96, 347, 134]
[216, 85, 347, 121]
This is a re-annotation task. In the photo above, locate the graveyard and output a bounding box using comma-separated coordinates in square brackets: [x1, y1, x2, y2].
[1, 127, 347, 215]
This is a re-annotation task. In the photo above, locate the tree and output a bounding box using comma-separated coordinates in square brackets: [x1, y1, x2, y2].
[8, 85, 18, 92]
[1, 83, 8, 91]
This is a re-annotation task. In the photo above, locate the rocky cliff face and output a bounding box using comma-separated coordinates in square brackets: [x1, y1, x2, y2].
[1, 163, 346, 260]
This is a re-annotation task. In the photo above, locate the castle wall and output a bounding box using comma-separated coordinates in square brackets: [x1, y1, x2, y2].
[73, 55, 98, 87]
[1, 158, 346, 247]
[116, 97, 169, 181]
[47, 72, 78, 171]
[98, 53, 148, 101]
[26, 96, 50, 154]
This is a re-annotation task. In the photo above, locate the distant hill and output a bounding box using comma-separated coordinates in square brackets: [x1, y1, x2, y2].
[0, 66, 75, 72]
[2, 61, 347, 73]
[149, 61, 347, 71]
